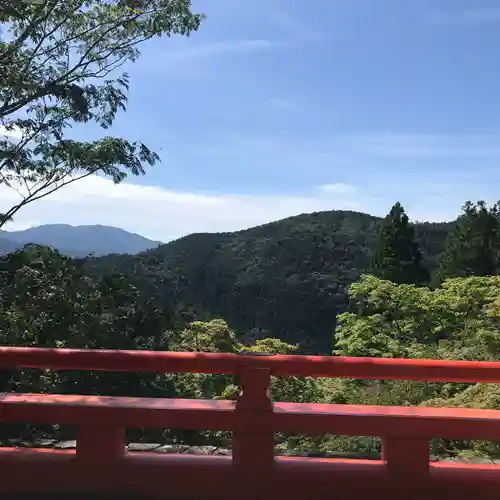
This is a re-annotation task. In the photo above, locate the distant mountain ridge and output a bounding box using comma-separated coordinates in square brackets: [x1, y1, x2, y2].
[0, 224, 162, 257]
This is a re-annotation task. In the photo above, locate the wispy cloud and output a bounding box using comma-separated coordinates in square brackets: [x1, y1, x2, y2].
[319, 183, 357, 195]
[163, 39, 277, 62]
[271, 9, 325, 43]
[269, 97, 301, 111]
[191, 129, 500, 218]
[141, 38, 281, 78]
[429, 8, 500, 26]
[202, 131, 500, 165]
[329, 132, 500, 159]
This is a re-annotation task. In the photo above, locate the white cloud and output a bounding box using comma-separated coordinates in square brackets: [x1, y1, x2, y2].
[2, 130, 488, 242]
[320, 183, 357, 195]
[0, 176, 361, 242]
[0, 173, 470, 242]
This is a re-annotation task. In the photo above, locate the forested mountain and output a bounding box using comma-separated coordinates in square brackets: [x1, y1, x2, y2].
[90, 210, 453, 352]
[0, 224, 162, 257]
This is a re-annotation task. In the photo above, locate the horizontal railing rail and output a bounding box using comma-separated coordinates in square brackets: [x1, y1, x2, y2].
[3, 394, 500, 441]
[0, 346, 499, 500]
[0, 346, 500, 382]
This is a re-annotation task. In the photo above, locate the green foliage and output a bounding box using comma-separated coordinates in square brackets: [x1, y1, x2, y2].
[242, 338, 323, 404]
[0, 0, 203, 226]
[169, 320, 239, 401]
[440, 201, 500, 279]
[0, 244, 172, 352]
[332, 273, 500, 459]
[335, 274, 500, 360]
[178, 319, 239, 354]
[0, 244, 176, 404]
[371, 202, 429, 285]
[0, 247, 324, 444]
[89, 210, 451, 353]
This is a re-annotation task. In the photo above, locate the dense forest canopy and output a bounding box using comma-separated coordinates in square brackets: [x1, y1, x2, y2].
[87, 209, 452, 353]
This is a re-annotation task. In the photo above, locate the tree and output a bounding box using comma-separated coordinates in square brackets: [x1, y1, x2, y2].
[178, 319, 239, 354]
[334, 274, 500, 360]
[439, 201, 500, 278]
[333, 273, 500, 460]
[371, 202, 429, 285]
[242, 338, 322, 404]
[0, 0, 203, 226]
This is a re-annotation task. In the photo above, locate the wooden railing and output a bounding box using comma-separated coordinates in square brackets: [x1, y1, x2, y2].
[0, 347, 500, 499]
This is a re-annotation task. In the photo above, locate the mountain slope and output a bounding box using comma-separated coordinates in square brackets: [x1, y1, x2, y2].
[91, 210, 453, 353]
[0, 224, 162, 257]
[0, 236, 25, 255]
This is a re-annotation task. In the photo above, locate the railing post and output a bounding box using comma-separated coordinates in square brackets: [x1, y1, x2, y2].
[77, 425, 125, 462]
[382, 436, 430, 479]
[233, 366, 274, 495]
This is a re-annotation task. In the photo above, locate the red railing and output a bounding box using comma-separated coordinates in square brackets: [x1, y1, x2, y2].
[0, 347, 500, 499]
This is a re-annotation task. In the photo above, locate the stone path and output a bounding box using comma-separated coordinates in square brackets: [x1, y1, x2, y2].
[1, 438, 380, 459]
[2, 438, 499, 463]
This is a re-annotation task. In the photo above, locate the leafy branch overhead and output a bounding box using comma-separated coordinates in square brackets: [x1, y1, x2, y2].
[0, 0, 204, 226]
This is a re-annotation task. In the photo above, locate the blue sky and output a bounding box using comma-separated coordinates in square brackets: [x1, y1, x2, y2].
[3, 0, 500, 241]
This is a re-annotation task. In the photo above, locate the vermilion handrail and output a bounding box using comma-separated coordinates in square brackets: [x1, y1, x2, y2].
[0, 346, 500, 500]
[0, 346, 499, 382]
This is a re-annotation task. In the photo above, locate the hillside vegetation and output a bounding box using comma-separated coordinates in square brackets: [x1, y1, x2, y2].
[91, 210, 451, 352]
